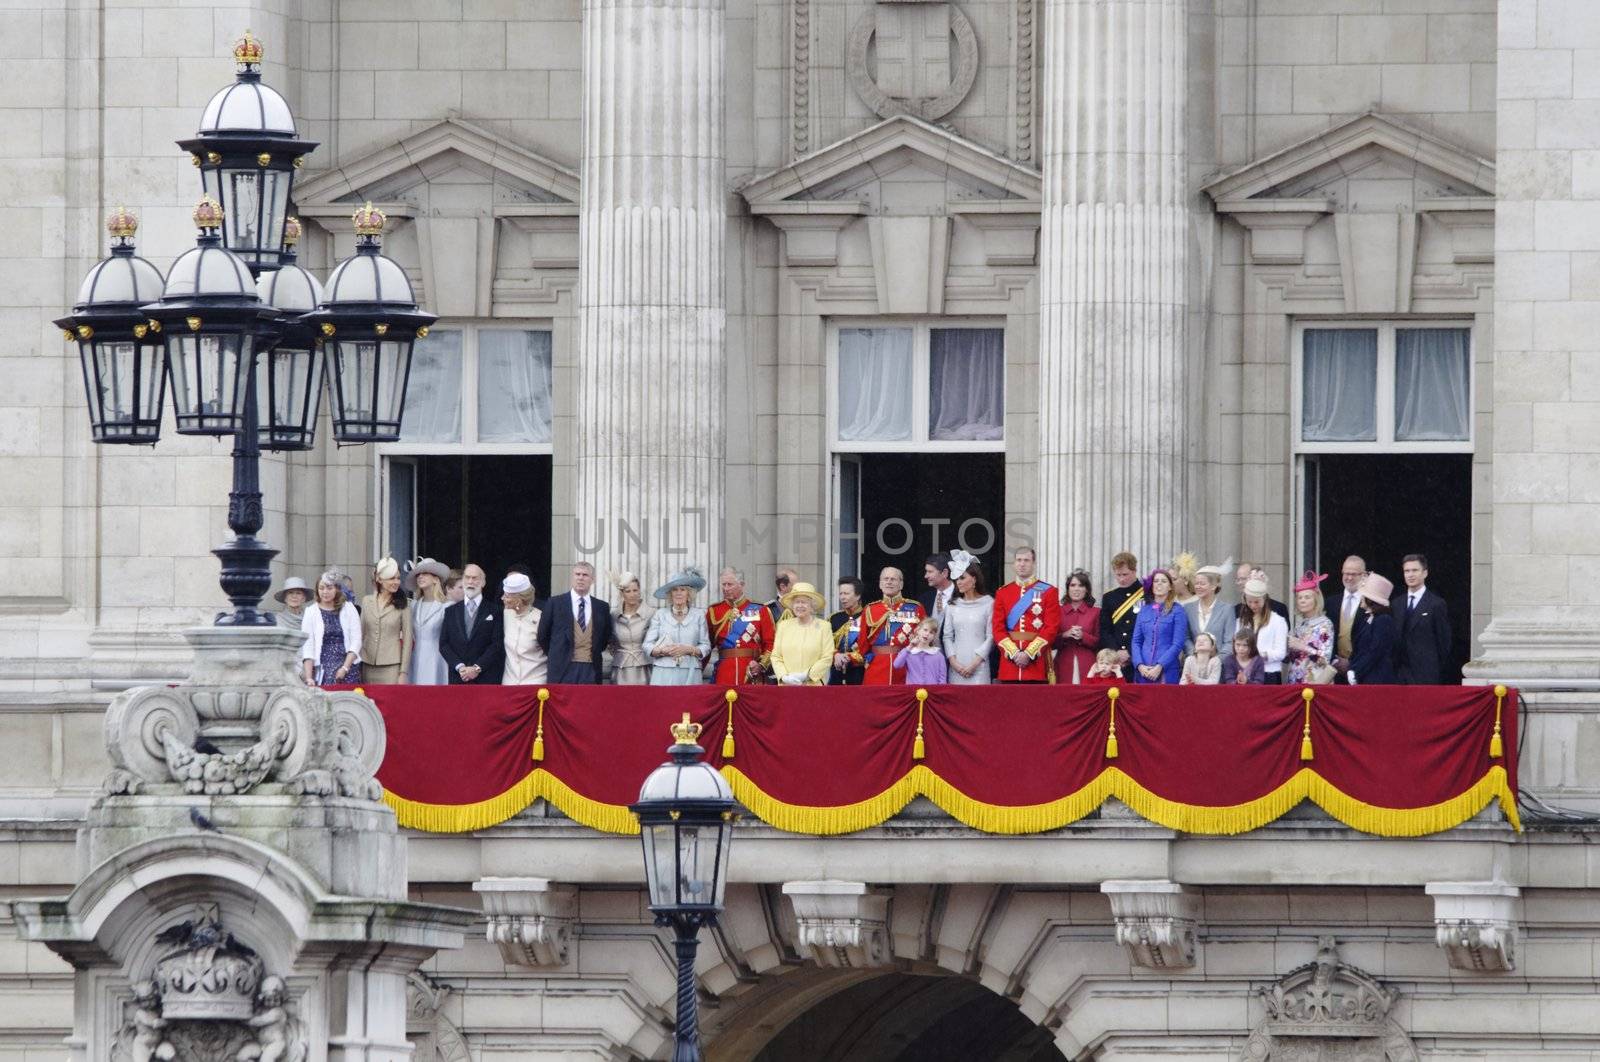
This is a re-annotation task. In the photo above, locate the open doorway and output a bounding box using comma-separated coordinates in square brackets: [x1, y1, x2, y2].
[1303, 453, 1472, 682]
[838, 452, 1005, 599]
[387, 455, 552, 589]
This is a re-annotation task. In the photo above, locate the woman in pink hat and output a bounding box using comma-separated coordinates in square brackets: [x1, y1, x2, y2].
[1345, 572, 1398, 684]
[1286, 570, 1334, 684]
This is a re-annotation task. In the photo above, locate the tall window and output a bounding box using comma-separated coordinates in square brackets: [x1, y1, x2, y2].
[391, 325, 554, 451]
[1294, 323, 1472, 453]
[831, 324, 1005, 449]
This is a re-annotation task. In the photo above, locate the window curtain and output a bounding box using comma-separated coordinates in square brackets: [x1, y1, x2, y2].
[837, 327, 913, 441]
[929, 328, 1004, 441]
[1395, 328, 1471, 441]
[1301, 329, 1377, 442]
[401, 329, 462, 443]
[478, 329, 554, 443]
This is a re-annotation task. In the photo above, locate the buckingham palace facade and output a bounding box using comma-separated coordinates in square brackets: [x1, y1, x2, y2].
[3, 0, 1600, 1059]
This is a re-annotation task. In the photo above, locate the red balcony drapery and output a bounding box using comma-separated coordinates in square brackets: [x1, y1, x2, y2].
[365, 683, 1519, 837]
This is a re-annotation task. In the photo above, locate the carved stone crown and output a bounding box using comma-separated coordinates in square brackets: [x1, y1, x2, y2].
[152, 906, 264, 1021]
[1260, 936, 1396, 1037]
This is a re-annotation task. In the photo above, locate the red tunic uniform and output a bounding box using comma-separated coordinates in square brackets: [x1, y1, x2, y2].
[856, 596, 926, 685]
[707, 597, 775, 685]
[991, 578, 1061, 683]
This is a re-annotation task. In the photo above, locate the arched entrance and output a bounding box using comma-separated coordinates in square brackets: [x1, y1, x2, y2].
[711, 972, 1066, 1062]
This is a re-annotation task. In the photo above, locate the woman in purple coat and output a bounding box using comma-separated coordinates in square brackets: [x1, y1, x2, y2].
[1131, 569, 1186, 684]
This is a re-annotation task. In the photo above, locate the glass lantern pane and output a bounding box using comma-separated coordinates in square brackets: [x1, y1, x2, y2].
[98, 341, 138, 426]
[225, 168, 262, 252]
[338, 340, 378, 428]
[678, 824, 719, 907]
[261, 170, 289, 260]
[712, 820, 732, 908]
[257, 345, 322, 447]
[376, 339, 411, 430]
[645, 824, 678, 908]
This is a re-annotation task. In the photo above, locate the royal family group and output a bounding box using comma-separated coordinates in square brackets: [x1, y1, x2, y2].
[275, 547, 1453, 690]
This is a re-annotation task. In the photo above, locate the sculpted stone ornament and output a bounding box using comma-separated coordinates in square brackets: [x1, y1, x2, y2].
[153, 905, 263, 1020]
[1239, 938, 1417, 1062]
[118, 980, 176, 1062]
[782, 881, 893, 969]
[846, 0, 978, 122]
[407, 973, 471, 1062]
[1102, 880, 1198, 969]
[473, 878, 577, 969]
[1426, 882, 1519, 972]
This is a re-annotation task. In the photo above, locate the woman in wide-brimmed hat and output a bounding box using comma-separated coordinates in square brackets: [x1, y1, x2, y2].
[360, 557, 414, 684]
[403, 557, 452, 686]
[770, 581, 834, 685]
[644, 567, 711, 686]
[274, 577, 311, 626]
[607, 569, 656, 685]
[1346, 572, 1398, 685]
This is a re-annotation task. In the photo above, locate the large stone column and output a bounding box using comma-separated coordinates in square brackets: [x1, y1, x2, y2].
[1036, 0, 1188, 578]
[1467, 0, 1600, 679]
[574, 0, 726, 585]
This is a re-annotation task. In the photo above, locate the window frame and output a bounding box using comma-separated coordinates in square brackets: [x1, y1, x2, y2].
[375, 319, 556, 457]
[826, 318, 1008, 454]
[1291, 319, 1475, 455]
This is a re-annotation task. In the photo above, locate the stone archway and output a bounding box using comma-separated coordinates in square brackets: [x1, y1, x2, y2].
[707, 971, 1067, 1062]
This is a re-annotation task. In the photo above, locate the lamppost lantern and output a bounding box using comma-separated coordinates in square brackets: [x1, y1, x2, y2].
[144, 197, 284, 437]
[303, 203, 438, 444]
[254, 216, 326, 451]
[177, 30, 318, 273]
[55, 208, 169, 445]
[630, 714, 737, 1062]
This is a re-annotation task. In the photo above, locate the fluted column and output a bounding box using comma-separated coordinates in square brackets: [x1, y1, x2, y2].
[575, 0, 725, 583]
[1036, 0, 1188, 579]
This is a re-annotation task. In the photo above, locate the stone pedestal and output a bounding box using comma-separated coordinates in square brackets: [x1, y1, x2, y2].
[574, 0, 726, 583]
[1466, 0, 1600, 681]
[11, 627, 471, 1062]
[1036, 0, 1190, 577]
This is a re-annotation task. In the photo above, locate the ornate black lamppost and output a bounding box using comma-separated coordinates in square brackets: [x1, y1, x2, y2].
[630, 715, 737, 1062]
[58, 33, 436, 626]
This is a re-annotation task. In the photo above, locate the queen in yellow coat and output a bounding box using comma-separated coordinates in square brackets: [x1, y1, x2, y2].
[769, 582, 835, 685]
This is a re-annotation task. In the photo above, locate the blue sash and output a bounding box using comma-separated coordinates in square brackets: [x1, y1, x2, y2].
[1006, 581, 1053, 630]
[723, 608, 756, 648]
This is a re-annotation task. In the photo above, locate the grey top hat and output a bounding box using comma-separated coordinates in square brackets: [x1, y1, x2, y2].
[273, 576, 310, 604]
[654, 566, 707, 600]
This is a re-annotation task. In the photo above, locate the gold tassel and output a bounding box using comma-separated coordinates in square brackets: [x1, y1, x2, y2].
[1105, 687, 1120, 759]
[913, 688, 928, 761]
[1300, 687, 1315, 761]
[1490, 683, 1506, 759]
[531, 687, 548, 761]
[722, 688, 738, 759]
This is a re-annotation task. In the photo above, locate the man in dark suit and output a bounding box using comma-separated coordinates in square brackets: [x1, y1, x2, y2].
[440, 563, 504, 684]
[918, 552, 955, 628]
[1325, 554, 1368, 672]
[1391, 553, 1452, 684]
[537, 561, 614, 683]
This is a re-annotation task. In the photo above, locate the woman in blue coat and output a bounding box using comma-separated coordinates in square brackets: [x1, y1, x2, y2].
[1132, 569, 1186, 683]
[1346, 572, 1398, 684]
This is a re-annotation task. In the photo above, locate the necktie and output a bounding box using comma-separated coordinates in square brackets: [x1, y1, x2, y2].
[1344, 593, 1356, 619]
[1408, 594, 1418, 614]
[466, 597, 478, 629]
[578, 596, 587, 630]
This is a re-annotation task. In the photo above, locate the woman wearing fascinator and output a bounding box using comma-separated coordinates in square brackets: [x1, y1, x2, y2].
[607, 569, 655, 685]
[645, 567, 711, 685]
[939, 549, 994, 684]
[403, 557, 452, 686]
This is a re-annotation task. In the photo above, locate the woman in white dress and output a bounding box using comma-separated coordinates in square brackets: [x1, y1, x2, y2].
[940, 550, 994, 685]
[403, 558, 452, 686]
[645, 567, 711, 686]
[608, 571, 655, 685]
[500, 572, 548, 685]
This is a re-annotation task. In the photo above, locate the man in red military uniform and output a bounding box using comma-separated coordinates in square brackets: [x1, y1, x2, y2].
[991, 546, 1060, 683]
[707, 567, 775, 685]
[857, 566, 926, 685]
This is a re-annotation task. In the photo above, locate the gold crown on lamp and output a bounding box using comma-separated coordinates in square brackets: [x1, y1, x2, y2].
[352, 201, 386, 237]
[670, 712, 703, 746]
[192, 195, 225, 230]
[282, 215, 302, 246]
[106, 206, 139, 242]
[233, 30, 264, 67]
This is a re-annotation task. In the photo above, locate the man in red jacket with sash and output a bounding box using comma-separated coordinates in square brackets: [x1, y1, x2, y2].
[707, 567, 775, 685]
[857, 566, 926, 684]
[991, 547, 1060, 683]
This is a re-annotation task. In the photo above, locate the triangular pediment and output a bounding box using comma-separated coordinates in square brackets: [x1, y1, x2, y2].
[295, 118, 580, 208]
[1202, 111, 1494, 205]
[738, 116, 1041, 212]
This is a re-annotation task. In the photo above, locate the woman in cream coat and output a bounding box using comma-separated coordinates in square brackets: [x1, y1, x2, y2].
[359, 557, 413, 684]
[645, 567, 711, 685]
[608, 570, 655, 685]
[501, 572, 549, 685]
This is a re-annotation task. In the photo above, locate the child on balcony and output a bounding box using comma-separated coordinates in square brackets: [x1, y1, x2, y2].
[894, 618, 948, 685]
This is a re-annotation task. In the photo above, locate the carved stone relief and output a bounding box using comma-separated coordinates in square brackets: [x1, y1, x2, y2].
[847, 0, 978, 121]
[113, 905, 309, 1062]
[1238, 938, 1418, 1062]
[407, 973, 471, 1062]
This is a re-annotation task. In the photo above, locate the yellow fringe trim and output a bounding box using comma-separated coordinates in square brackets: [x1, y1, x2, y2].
[385, 765, 1521, 838]
[383, 769, 641, 835]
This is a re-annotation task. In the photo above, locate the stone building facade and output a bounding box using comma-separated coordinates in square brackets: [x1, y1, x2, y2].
[2, 0, 1600, 1059]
